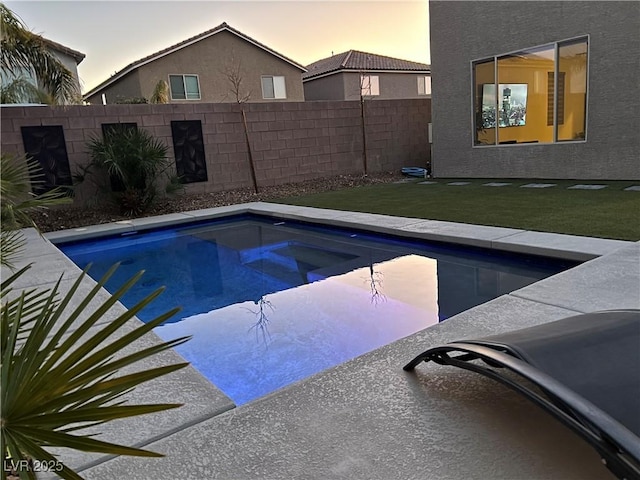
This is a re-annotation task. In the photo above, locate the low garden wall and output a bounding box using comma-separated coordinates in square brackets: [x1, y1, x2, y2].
[0, 99, 431, 206]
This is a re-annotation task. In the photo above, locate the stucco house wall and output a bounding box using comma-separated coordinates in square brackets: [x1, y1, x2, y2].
[303, 74, 346, 101]
[86, 70, 142, 105]
[429, 0, 640, 180]
[84, 24, 305, 105]
[342, 72, 430, 100]
[136, 30, 304, 104]
[305, 72, 431, 101]
[50, 49, 82, 91]
[303, 51, 431, 102]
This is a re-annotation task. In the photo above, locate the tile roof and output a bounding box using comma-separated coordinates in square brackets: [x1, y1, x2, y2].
[84, 22, 306, 98]
[303, 50, 430, 80]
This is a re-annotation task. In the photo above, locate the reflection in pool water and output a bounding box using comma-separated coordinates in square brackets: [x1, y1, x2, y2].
[61, 216, 575, 405]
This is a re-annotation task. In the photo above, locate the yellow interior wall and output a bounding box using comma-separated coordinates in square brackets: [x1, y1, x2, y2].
[497, 56, 554, 143]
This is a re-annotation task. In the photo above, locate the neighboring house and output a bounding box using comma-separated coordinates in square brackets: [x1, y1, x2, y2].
[302, 50, 431, 101]
[83, 22, 306, 104]
[0, 36, 85, 104]
[429, 0, 639, 180]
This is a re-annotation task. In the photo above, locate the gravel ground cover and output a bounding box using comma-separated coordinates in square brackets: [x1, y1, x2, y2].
[31, 172, 402, 233]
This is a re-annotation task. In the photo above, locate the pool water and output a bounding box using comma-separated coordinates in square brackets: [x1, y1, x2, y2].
[60, 216, 576, 405]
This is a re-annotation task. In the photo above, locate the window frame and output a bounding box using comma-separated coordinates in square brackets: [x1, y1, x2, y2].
[261, 75, 287, 99]
[360, 74, 380, 97]
[168, 74, 201, 101]
[417, 75, 432, 96]
[470, 35, 589, 148]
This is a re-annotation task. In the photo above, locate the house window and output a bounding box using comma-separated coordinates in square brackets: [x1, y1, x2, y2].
[1, 66, 39, 103]
[472, 36, 588, 146]
[261, 76, 286, 99]
[361, 75, 379, 96]
[418, 76, 431, 95]
[169, 74, 200, 100]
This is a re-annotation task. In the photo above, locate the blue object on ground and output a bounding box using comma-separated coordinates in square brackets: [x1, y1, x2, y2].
[401, 167, 427, 177]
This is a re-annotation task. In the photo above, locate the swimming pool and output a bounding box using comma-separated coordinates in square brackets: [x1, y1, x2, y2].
[60, 215, 576, 405]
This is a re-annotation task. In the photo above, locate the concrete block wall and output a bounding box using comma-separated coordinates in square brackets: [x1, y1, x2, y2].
[0, 99, 431, 206]
[364, 100, 430, 172]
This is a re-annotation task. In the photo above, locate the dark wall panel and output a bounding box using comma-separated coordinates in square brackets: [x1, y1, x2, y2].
[171, 120, 208, 183]
[21, 125, 72, 195]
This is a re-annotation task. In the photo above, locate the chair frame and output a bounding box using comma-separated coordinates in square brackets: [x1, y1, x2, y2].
[404, 342, 640, 479]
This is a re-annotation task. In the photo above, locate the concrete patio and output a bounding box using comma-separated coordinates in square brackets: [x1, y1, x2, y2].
[7, 202, 639, 480]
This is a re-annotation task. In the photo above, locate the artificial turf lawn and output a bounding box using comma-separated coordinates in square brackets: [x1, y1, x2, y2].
[275, 179, 640, 241]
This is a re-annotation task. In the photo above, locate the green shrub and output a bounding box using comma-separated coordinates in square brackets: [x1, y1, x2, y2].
[113, 96, 148, 104]
[86, 127, 181, 216]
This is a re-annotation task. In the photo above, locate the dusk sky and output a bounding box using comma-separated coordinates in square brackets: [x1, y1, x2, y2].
[6, 1, 430, 93]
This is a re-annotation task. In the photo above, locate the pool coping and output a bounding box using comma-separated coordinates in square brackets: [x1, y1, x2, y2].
[45, 201, 630, 262]
[12, 202, 640, 479]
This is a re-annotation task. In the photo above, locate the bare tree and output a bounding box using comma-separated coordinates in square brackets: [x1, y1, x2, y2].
[221, 52, 252, 103]
[358, 72, 377, 176]
[244, 296, 275, 346]
[220, 52, 259, 193]
[367, 262, 386, 305]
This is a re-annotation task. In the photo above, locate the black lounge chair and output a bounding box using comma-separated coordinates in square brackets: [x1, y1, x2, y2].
[403, 310, 640, 479]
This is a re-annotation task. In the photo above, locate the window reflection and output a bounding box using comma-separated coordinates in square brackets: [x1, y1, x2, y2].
[474, 59, 496, 146]
[557, 38, 588, 141]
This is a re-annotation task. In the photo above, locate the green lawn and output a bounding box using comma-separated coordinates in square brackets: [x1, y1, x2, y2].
[274, 179, 640, 241]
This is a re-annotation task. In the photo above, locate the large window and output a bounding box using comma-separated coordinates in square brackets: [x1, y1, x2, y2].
[360, 75, 379, 97]
[261, 76, 286, 99]
[169, 74, 200, 100]
[473, 37, 588, 146]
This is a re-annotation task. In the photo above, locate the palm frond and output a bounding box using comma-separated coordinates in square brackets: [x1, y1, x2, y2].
[1, 264, 190, 478]
[0, 230, 26, 269]
[149, 79, 169, 104]
[0, 4, 80, 104]
[86, 127, 173, 215]
[0, 77, 53, 104]
[0, 153, 71, 230]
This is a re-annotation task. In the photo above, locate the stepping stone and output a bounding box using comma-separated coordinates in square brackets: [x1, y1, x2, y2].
[520, 183, 557, 188]
[624, 185, 640, 191]
[447, 182, 471, 186]
[418, 181, 438, 185]
[483, 182, 512, 187]
[567, 184, 607, 190]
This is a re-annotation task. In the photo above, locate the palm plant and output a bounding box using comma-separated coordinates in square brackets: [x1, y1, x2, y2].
[86, 127, 178, 216]
[149, 80, 169, 104]
[0, 3, 80, 105]
[1, 129, 190, 480]
[0, 153, 71, 269]
[1, 263, 190, 480]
